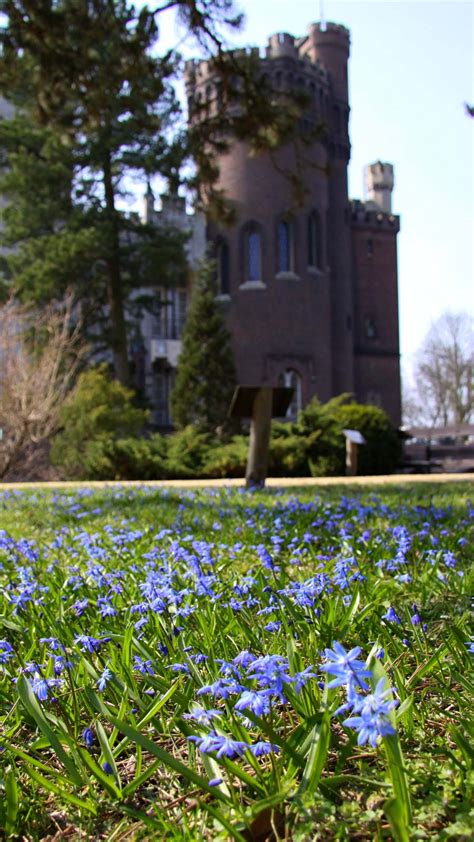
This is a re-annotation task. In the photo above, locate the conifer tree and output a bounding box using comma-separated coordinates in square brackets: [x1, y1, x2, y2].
[171, 261, 236, 433]
[0, 1, 311, 384]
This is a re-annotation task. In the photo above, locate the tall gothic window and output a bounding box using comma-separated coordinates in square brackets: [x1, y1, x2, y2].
[243, 224, 262, 282]
[278, 368, 303, 418]
[308, 211, 321, 269]
[277, 220, 292, 273]
[216, 240, 230, 295]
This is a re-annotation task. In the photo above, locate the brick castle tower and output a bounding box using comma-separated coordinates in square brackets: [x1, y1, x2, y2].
[184, 19, 401, 425]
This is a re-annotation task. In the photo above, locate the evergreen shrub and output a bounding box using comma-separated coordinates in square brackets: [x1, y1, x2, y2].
[52, 376, 400, 480]
[51, 365, 148, 479]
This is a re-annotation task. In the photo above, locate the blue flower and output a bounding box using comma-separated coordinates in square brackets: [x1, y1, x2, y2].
[249, 740, 280, 757]
[52, 655, 74, 675]
[293, 666, 317, 693]
[167, 662, 190, 675]
[188, 732, 221, 753]
[343, 678, 398, 747]
[320, 642, 372, 690]
[234, 689, 271, 717]
[74, 634, 110, 653]
[97, 667, 112, 691]
[214, 736, 250, 759]
[264, 620, 281, 633]
[183, 707, 222, 725]
[30, 673, 62, 701]
[39, 637, 63, 651]
[133, 656, 155, 675]
[383, 607, 401, 625]
[189, 732, 249, 759]
[0, 640, 14, 664]
[82, 727, 95, 747]
[256, 545, 277, 571]
[197, 678, 242, 699]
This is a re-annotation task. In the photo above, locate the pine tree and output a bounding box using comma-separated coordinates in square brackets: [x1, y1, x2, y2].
[0, 1, 311, 384]
[171, 261, 237, 433]
[0, 1, 195, 382]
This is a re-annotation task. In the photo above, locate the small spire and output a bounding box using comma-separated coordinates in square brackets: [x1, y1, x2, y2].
[142, 179, 155, 224]
[320, 0, 327, 31]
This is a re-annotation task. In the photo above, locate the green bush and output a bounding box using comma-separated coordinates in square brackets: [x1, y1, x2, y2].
[295, 395, 400, 476]
[164, 426, 211, 479]
[110, 435, 168, 480]
[52, 374, 400, 480]
[201, 435, 248, 478]
[296, 394, 349, 476]
[51, 365, 148, 479]
[334, 403, 401, 475]
[269, 422, 317, 476]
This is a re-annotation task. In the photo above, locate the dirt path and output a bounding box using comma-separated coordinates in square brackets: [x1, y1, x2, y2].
[1, 474, 472, 490]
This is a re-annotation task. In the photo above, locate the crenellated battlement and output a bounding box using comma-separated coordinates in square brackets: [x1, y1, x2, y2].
[266, 32, 298, 59]
[185, 21, 350, 100]
[350, 199, 400, 232]
[309, 22, 350, 41]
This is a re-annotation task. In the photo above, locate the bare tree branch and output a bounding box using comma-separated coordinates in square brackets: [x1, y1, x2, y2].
[404, 312, 474, 428]
[0, 293, 86, 478]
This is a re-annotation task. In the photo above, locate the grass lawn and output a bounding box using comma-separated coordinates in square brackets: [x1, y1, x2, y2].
[0, 481, 472, 840]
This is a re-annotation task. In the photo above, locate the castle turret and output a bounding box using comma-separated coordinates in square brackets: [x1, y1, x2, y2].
[300, 22, 350, 103]
[298, 23, 353, 394]
[266, 32, 298, 60]
[350, 163, 401, 425]
[184, 20, 400, 420]
[365, 161, 394, 213]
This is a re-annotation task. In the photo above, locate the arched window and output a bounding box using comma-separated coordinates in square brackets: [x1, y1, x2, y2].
[364, 316, 377, 339]
[277, 220, 293, 273]
[278, 368, 303, 418]
[308, 211, 321, 269]
[216, 240, 230, 295]
[243, 223, 262, 283]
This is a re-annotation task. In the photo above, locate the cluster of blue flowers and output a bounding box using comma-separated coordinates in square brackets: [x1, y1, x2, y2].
[0, 484, 470, 799]
[183, 641, 398, 765]
[321, 642, 398, 747]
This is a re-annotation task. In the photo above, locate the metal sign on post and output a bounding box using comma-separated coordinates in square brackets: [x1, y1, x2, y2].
[342, 428, 366, 476]
[229, 386, 294, 488]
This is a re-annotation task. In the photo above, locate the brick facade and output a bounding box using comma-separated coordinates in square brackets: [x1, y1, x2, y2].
[184, 21, 402, 425]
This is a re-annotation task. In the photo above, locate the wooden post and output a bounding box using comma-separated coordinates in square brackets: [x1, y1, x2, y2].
[246, 387, 273, 488]
[345, 439, 358, 476]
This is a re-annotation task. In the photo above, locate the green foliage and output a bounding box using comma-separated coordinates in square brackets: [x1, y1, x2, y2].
[201, 435, 248, 478]
[269, 422, 317, 477]
[0, 482, 472, 839]
[171, 262, 237, 433]
[51, 386, 400, 480]
[164, 426, 212, 479]
[0, 1, 190, 381]
[51, 365, 147, 478]
[0, 1, 309, 381]
[295, 395, 401, 476]
[334, 403, 401, 475]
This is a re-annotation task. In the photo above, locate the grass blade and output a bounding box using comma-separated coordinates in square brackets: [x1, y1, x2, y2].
[297, 712, 330, 797]
[16, 675, 84, 787]
[4, 766, 19, 836]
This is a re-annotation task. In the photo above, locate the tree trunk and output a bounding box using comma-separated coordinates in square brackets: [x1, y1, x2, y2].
[103, 150, 130, 386]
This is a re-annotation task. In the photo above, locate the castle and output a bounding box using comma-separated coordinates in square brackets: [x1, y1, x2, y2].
[144, 20, 401, 427]
[1, 20, 402, 429]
